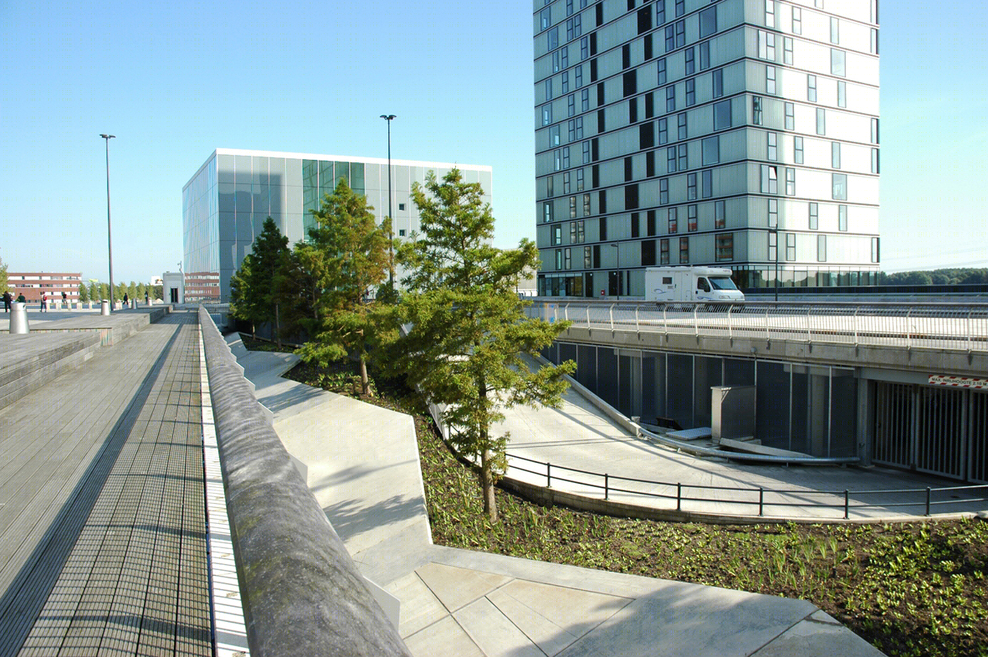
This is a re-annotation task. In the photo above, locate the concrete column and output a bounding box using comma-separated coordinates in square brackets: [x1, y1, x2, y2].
[101, 299, 110, 316]
[856, 378, 874, 466]
[9, 302, 29, 334]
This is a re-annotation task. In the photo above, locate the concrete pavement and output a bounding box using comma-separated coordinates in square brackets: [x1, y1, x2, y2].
[234, 335, 885, 657]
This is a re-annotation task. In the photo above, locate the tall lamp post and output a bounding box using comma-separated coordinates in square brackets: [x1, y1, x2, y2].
[100, 134, 115, 311]
[380, 114, 396, 287]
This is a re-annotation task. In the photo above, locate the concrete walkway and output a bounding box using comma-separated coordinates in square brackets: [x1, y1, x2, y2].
[0, 312, 210, 656]
[235, 336, 884, 657]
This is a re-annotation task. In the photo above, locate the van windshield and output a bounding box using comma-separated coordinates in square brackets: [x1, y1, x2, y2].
[708, 277, 738, 291]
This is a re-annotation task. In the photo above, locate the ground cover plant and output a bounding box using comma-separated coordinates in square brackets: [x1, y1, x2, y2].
[252, 339, 988, 657]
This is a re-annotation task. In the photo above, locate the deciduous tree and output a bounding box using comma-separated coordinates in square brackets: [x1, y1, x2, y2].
[298, 179, 391, 396]
[396, 169, 575, 522]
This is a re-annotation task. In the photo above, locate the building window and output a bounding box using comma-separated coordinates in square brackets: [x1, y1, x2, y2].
[546, 79, 554, 101]
[816, 108, 826, 135]
[563, 147, 571, 168]
[768, 231, 777, 262]
[785, 102, 794, 130]
[647, 209, 656, 235]
[715, 200, 726, 228]
[767, 132, 778, 160]
[716, 233, 734, 261]
[768, 197, 778, 227]
[665, 25, 675, 52]
[700, 5, 717, 37]
[688, 204, 698, 231]
[830, 17, 839, 44]
[753, 96, 763, 126]
[685, 79, 695, 106]
[584, 245, 593, 268]
[699, 40, 711, 70]
[657, 57, 667, 85]
[555, 249, 563, 269]
[667, 146, 677, 173]
[623, 70, 637, 96]
[832, 142, 841, 169]
[550, 125, 560, 146]
[807, 74, 817, 102]
[666, 85, 676, 112]
[642, 239, 656, 266]
[871, 148, 880, 174]
[577, 168, 585, 190]
[567, 14, 582, 41]
[785, 167, 795, 195]
[837, 80, 847, 108]
[626, 184, 639, 209]
[871, 118, 880, 144]
[678, 112, 687, 140]
[543, 104, 552, 126]
[582, 140, 591, 164]
[547, 175, 554, 197]
[552, 224, 563, 245]
[668, 207, 678, 233]
[658, 117, 668, 144]
[543, 201, 553, 223]
[660, 238, 670, 264]
[685, 47, 695, 75]
[761, 165, 778, 194]
[764, 0, 775, 28]
[831, 49, 846, 77]
[839, 204, 848, 231]
[785, 232, 796, 261]
[570, 196, 577, 218]
[540, 7, 551, 31]
[809, 202, 818, 229]
[564, 248, 572, 270]
[679, 237, 689, 263]
[575, 64, 583, 87]
[758, 30, 776, 60]
[656, 0, 666, 24]
[817, 235, 827, 262]
[583, 193, 592, 215]
[871, 237, 880, 263]
[687, 172, 697, 200]
[631, 212, 640, 237]
[714, 99, 731, 130]
[712, 68, 724, 98]
[675, 0, 685, 17]
[660, 178, 669, 204]
[571, 219, 585, 243]
[832, 173, 847, 200]
[792, 6, 801, 34]
[581, 88, 590, 111]
[871, 28, 879, 55]
[794, 136, 804, 164]
[563, 171, 571, 194]
[783, 36, 793, 65]
[702, 136, 720, 165]
[702, 169, 713, 198]
[676, 19, 685, 47]
[766, 66, 776, 95]
[678, 143, 687, 171]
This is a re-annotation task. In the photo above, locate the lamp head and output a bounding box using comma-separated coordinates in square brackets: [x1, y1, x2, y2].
[99, 134, 115, 140]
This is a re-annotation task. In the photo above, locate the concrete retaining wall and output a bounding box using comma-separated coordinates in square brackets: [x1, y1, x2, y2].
[198, 308, 410, 657]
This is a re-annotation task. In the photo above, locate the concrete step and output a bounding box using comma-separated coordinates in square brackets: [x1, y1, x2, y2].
[0, 333, 102, 410]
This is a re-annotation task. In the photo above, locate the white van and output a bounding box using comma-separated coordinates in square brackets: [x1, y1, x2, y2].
[644, 266, 745, 303]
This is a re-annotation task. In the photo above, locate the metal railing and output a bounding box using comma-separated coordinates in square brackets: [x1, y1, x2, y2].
[527, 300, 988, 353]
[506, 452, 988, 520]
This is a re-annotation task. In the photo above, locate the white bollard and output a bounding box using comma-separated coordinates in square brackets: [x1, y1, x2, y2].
[9, 302, 29, 334]
[101, 299, 110, 316]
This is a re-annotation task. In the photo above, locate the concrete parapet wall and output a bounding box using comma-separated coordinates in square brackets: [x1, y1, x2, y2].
[197, 308, 411, 657]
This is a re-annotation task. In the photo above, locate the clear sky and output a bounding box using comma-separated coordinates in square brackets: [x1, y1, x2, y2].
[1, 1, 985, 283]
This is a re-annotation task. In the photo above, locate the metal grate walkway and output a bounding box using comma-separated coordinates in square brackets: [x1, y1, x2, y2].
[0, 312, 210, 656]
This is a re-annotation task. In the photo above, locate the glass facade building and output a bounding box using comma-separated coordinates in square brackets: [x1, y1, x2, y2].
[182, 149, 493, 302]
[534, 0, 880, 297]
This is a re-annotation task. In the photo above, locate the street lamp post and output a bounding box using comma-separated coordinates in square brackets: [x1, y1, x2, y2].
[100, 134, 115, 311]
[380, 114, 396, 287]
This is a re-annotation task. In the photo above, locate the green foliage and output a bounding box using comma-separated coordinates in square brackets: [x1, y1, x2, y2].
[881, 268, 988, 286]
[88, 281, 99, 302]
[297, 178, 391, 396]
[395, 168, 575, 521]
[78, 283, 89, 303]
[229, 217, 293, 344]
[0, 254, 8, 293]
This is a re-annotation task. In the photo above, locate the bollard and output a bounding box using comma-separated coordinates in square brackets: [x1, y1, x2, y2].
[100, 299, 110, 316]
[9, 302, 29, 334]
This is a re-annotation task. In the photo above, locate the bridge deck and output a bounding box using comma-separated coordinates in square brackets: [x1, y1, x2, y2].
[0, 312, 210, 656]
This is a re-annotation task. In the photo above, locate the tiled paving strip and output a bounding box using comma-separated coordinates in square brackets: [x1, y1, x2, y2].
[0, 315, 211, 656]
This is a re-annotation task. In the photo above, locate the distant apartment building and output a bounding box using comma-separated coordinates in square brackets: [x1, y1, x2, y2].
[534, 0, 880, 296]
[8, 272, 82, 302]
[182, 149, 493, 303]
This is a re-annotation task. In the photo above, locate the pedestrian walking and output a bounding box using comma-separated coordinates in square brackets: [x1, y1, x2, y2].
[123, 293, 129, 308]
[61, 291, 67, 307]
[2, 290, 11, 312]
[41, 292, 48, 312]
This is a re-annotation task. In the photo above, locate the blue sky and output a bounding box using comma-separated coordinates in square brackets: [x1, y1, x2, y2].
[1, 1, 986, 283]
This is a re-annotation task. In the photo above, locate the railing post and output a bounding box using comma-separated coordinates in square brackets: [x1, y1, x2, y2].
[853, 307, 860, 347]
[765, 307, 771, 341]
[844, 490, 849, 519]
[663, 304, 668, 338]
[609, 304, 615, 330]
[968, 310, 973, 352]
[693, 305, 699, 337]
[635, 306, 640, 333]
[907, 307, 913, 349]
[758, 488, 764, 516]
[587, 305, 591, 328]
[564, 303, 570, 322]
[547, 462, 552, 488]
[806, 306, 812, 342]
[925, 487, 931, 516]
[604, 473, 609, 500]
[727, 303, 734, 340]
[676, 482, 682, 511]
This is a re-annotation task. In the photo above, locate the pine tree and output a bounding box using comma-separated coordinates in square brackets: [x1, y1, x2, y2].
[229, 217, 292, 346]
[396, 169, 574, 522]
[78, 283, 89, 303]
[298, 179, 391, 396]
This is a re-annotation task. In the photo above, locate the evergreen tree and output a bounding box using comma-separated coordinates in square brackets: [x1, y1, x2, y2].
[0, 254, 9, 294]
[396, 169, 575, 522]
[298, 179, 391, 396]
[229, 218, 292, 345]
[78, 283, 89, 303]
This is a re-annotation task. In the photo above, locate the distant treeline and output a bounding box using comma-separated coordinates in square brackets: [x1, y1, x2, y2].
[879, 268, 988, 286]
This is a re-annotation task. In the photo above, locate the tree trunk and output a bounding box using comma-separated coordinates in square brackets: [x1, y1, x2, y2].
[274, 302, 282, 349]
[360, 357, 373, 397]
[480, 448, 498, 523]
